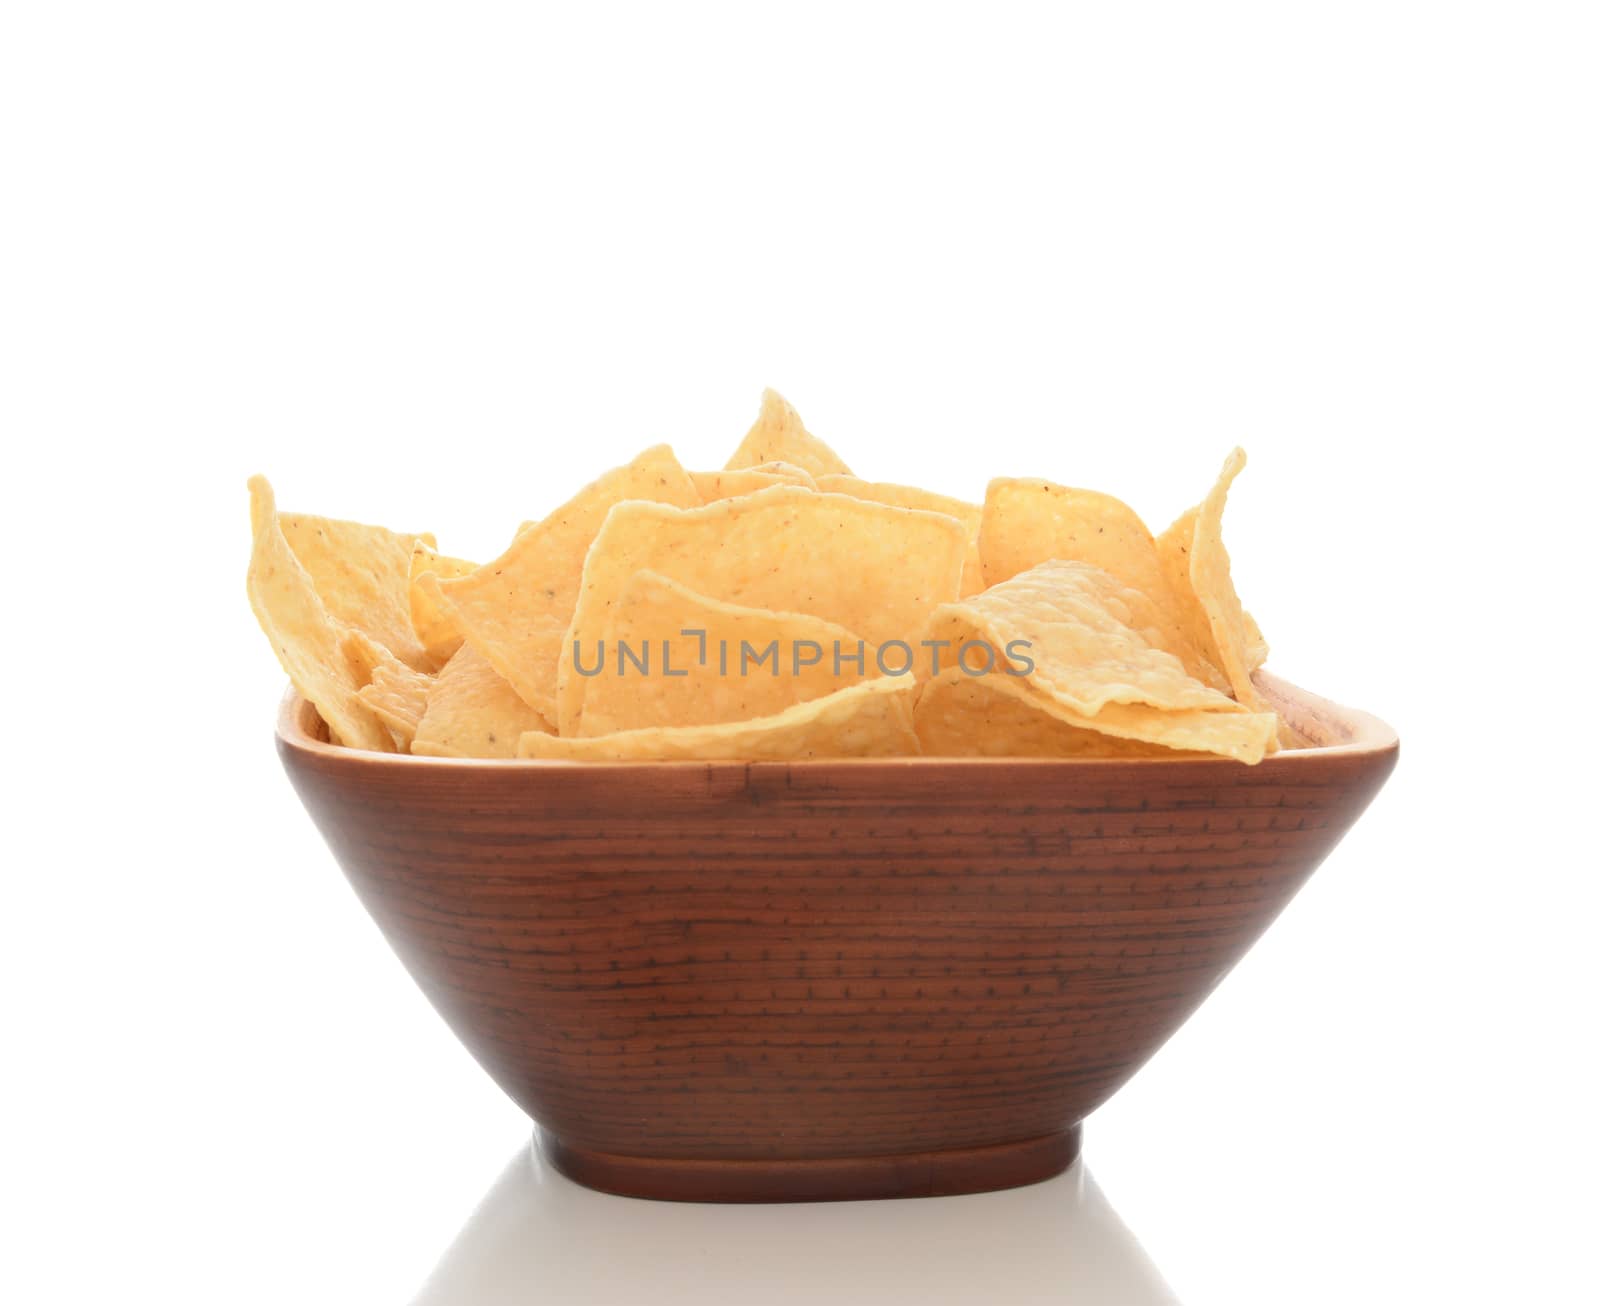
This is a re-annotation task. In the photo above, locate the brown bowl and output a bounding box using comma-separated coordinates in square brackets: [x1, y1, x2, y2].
[277, 671, 1396, 1203]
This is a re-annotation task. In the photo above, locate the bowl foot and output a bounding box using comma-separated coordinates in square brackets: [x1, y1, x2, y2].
[539, 1126, 1082, 1203]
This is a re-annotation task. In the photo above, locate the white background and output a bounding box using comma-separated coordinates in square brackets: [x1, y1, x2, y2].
[4, 3, 1596, 1303]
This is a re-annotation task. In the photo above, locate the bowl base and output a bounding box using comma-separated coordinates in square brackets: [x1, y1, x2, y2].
[539, 1126, 1082, 1203]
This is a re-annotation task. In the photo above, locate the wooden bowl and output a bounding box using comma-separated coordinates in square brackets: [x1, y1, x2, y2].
[277, 672, 1396, 1203]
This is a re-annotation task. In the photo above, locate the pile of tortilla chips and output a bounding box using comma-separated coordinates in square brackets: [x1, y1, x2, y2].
[248, 390, 1282, 764]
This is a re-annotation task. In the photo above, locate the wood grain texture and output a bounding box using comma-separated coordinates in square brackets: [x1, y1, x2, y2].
[277, 670, 1397, 1202]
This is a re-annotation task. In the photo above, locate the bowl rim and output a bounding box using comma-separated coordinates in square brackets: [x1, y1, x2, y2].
[275, 670, 1397, 771]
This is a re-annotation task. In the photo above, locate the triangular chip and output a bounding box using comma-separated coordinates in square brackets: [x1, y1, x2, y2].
[979, 477, 1224, 688]
[520, 678, 918, 761]
[815, 475, 983, 597]
[245, 476, 393, 751]
[1008, 682, 1276, 762]
[920, 668, 1274, 762]
[356, 674, 430, 750]
[723, 389, 852, 478]
[922, 560, 1275, 762]
[578, 570, 878, 737]
[1155, 449, 1269, 710]
[745, 461, 819, 486]
[339, 628, 397, 687]
[409, 543, 477, 669]
[914, 670, 1207, 758]
[411, 644, 551, 759]
[424, 445, 701, 722]
[353, 660, 432, 751]
[556, 486, 967, 734]
[924, 559, 1245, 716]
[340, 630, 432, 749]
[1241, 611, 1269, 670]
[267, 499, 432, 672]
[691, 461, 817, 503]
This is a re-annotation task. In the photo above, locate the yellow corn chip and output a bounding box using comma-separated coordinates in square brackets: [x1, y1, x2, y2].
[520, 677, 918, 761]
[914, 670, 1203, 758]
[425, 445, 701, 722]
[356, 664, 432, 750]
[339, 629, 432, 748]
[816, 474, 984, 597]
[556, 486, 966, 733]
[409, 543, 476, 669]
[922, 560, 1275, 761]
[578, 570, 878, 737]
[692, 461, 817, 503]
[338, 628, 394, 687]
[1029, 689, 1276, 761]
[247, 394, 1301, 763]
[266, 500, 433, 672]
[724, 389, 852, 478]
[921, 666, 1274, 761]
[1155, 450, 1269, 710]
[411, 644, 551, 759]
[1242, 611, 1269, 670]
[745, 460, 819, 486]
[980, 477, 1224, 688]
[923, 558, 1244, 715]
[246, 476, 393, 751]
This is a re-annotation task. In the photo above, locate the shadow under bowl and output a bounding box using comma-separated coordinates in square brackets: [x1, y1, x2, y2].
[277, 671, 1397, 1202]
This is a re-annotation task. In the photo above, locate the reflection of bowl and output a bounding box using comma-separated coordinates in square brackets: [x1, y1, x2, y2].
[278, 671, 1396, 1203]
[416, 1146, 1180, 1304]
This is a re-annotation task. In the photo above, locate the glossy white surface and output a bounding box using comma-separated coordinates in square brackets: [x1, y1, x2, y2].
[417, 1147, 1178, 1305]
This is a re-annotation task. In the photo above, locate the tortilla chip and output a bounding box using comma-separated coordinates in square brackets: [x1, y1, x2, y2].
[408, 543, 476, 669]
[816, 475, 984, 596]
[355, 663, 432, 750]
[245, 476, 393, 751]
[1029, 690, 1275, 761]
[692, 462, 817, 503]
[520, 677, 918, 761]
[1241, 611, 1269, 670]
[746, 460, 819, 486]
[578, 570, 878, 736]
[411, 644, 551, 759]
[922, 559, 1277, 761]
[724, 389, 852, 478]
[918, 662, 1274, 761]
[556, 485, 966, 733]
[923, 558, 1243, 715]
[979, 477, 1223, 688]
[267, 500, 432, 672]
[424, 445, 700, 721]
[914, 670, 1204, 758]
[338, 628, 393, 686]
[1155, 450, 1269, 710]
[338, 629, 431, 748]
